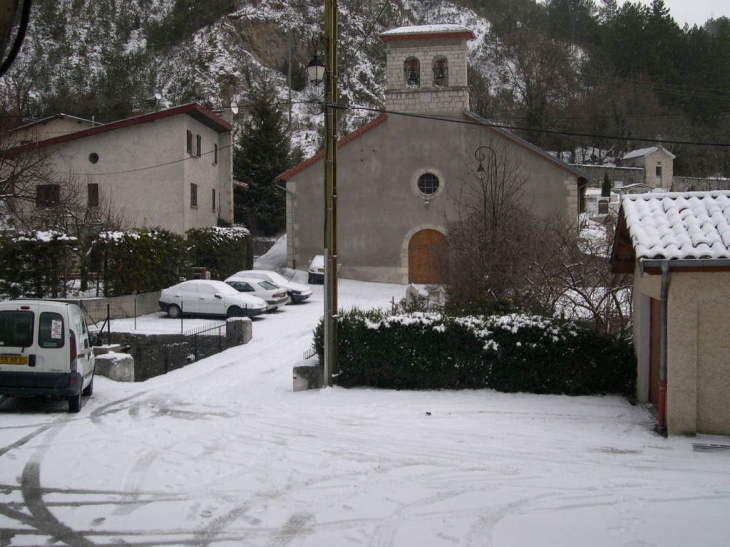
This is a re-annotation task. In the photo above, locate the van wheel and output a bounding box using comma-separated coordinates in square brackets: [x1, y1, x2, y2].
[68, 390, 82, 413]
[82, 373, 94, 397]
[227, 306, 243, 318]
[167, 304, 181, 318]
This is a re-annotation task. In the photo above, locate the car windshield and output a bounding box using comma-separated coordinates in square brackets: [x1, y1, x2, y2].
[265, 272, 289, 286]
[258, 281, 279, 291]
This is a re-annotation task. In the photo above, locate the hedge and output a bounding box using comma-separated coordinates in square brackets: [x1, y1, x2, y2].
[185, 226, 253, 280]
[314, 309, 635, 396]
[0, 230, 77, 298]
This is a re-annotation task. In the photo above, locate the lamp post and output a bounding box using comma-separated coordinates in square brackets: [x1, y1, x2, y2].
[307, 0, 339, 387]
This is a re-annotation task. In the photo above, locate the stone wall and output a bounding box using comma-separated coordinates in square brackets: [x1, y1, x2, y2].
[107, 318, 252, 381]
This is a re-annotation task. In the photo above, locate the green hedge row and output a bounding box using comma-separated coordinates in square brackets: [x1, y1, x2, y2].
[314, 309, 635, 396]
[0, 230, 77, 298]
[0, 226, 253, 298]
[185, 226, 253, 280]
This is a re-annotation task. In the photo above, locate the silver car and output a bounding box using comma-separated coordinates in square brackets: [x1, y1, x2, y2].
[159, 280, 267, 318]
[224, 276, 290, 311]
[228, 270, 313, 303]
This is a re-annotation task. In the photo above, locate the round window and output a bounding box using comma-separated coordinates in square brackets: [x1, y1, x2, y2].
[417, 173, 440, 195]
[88, 153, 100, 164]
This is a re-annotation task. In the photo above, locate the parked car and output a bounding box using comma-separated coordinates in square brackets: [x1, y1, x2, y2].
[224, 276, 290, 311]
[158, 280, 267, 319]
[308, 254, 325, 284]
[0, 300, 96, 413]
[228, 270, 313, 303]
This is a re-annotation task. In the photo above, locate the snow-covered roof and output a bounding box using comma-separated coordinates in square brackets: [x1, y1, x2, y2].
[621, 191, 730, 260]
[623, 146, 676, 161]
[380, 25, 475, 41]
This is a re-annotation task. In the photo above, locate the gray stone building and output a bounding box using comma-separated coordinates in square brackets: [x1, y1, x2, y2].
[277, 25, 588, 284]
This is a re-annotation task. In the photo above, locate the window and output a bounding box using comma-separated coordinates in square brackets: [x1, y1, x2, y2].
[212, 188, 216, 212]
[432, 57, 449, 86]
[213, 143, 218, 164]
[196, 134, 202, 158]
[0, 310, 34, 347]
[36, 184, 60, 207]
[186, 130, 193, 155]
[87, 183, 99, 207]
[404, 57, 420, 87]
[39, 312, 64, 349]
[190, 183, 198, 208]
[88, 152, 99, 164]
[417, 173, 440, 196]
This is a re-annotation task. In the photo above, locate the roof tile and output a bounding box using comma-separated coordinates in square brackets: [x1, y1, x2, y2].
[622, 191, 730, 260]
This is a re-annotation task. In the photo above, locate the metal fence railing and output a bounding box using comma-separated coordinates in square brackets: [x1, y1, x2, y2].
[83, 300, 247, 382]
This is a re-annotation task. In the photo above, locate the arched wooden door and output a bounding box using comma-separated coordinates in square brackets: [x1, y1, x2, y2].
[408, 229, 448, 284]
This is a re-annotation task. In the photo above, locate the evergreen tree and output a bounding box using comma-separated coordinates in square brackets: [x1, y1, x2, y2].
[601, 171, 612, 197]
[233, 81, 293, 236]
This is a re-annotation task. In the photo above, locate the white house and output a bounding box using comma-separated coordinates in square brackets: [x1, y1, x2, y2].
[8, 103, 234, 234]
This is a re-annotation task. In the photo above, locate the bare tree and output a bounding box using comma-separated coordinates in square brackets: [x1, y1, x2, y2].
[23, 170, 126, 292]
[445, 140, 538, 312]
[527, 214, 633, 336]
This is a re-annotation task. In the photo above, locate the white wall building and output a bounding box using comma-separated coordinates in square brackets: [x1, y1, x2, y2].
[9, 104, 234, 234]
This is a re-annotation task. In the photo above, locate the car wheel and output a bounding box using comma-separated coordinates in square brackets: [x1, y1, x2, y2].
[167, 304, 182, 318]
[68, 389, 82, 413]
[227, 306, 243, 318]
[82, 373, 94, 397]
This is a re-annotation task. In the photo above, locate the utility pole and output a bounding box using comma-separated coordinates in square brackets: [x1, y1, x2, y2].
[323, 0, 339, 386]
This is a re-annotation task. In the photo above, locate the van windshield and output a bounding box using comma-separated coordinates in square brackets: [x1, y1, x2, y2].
[0, 311, 34, 348]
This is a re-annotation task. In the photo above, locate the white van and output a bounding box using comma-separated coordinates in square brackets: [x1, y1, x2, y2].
[0, 300, 96, 412]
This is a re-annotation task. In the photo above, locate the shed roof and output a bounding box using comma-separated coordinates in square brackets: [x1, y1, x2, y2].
[623, 146, 676, 161]
[610, 191, 730, 273]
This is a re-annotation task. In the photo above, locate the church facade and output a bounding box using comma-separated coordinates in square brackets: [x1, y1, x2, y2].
[277, 25, 588, 284]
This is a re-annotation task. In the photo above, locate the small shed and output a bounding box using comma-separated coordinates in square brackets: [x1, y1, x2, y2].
[610, 191, 730, 435]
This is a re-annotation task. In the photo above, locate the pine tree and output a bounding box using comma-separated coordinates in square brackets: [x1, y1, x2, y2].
[233, 80, 293, 236]
[601, 171, 612, 197]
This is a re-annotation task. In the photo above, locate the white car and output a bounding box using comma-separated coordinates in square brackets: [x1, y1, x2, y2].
[228, 270, 313, 303]
[308, 255, 325, 284]
[224, 276, 290, 311]
[159, 280, 267, 318]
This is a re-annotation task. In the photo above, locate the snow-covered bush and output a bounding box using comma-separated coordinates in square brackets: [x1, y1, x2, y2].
[314, 308, 635, 395]
[0, 230, 77, 298]
[90, 228, 188, 296]
[185, 226, 253, 280]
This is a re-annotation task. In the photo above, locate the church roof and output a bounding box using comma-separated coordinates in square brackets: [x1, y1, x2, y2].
[463, 112, 590, 181]
[276, 110, 589, 183]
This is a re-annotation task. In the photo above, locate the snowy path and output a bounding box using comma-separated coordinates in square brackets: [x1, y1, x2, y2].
[2, 278, 730, 546]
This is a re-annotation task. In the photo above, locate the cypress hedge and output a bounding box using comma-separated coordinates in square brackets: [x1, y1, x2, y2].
[314, 309, 635, 396]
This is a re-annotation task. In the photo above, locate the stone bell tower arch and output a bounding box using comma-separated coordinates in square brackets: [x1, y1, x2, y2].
[380, 24, 475, 115]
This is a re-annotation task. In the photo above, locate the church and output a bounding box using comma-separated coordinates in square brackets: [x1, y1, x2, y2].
[277, 24, 588, 284]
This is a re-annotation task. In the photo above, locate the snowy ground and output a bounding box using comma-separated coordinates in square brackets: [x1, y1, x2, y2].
[2, 252, 730, 545]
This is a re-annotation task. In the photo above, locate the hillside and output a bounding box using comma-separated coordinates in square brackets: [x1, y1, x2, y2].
[2, 0, 729, 175]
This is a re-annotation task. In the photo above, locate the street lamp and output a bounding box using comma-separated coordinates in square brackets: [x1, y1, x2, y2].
[307, 1, 339, 387]
[306, 36, 326, 85]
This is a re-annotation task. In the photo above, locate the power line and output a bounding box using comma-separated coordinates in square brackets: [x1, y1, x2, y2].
[320, 102, 730, 148]
[352, 0, 391, 58]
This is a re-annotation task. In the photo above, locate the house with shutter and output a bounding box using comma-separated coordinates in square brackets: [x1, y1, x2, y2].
[277, 25, 588, 284]
[6, 103, 234, 234]
[610, 191, 730, 436]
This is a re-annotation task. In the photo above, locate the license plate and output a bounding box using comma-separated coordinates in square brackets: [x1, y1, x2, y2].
[0, 355, 28, 365]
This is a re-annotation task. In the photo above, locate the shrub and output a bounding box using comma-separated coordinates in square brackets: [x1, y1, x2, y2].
[185, 226, 253, 280]
[0, 230, 77, 298]
[90, 228, 188, 296]
[314, 309, 635, 396]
